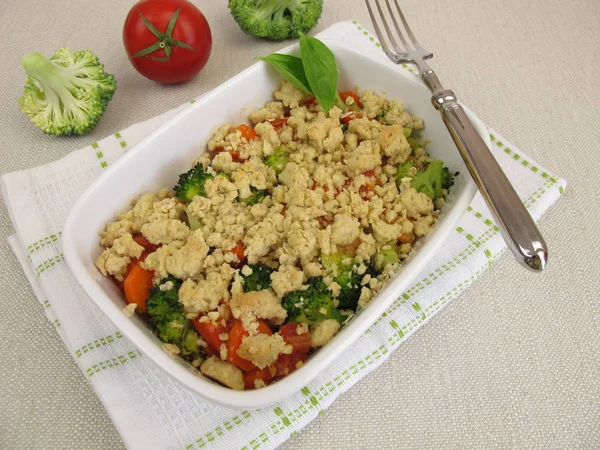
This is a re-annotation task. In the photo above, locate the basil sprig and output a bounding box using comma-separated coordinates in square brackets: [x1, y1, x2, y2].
[259, 35, 341, 112]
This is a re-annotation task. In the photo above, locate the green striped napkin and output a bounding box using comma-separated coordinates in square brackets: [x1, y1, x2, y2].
[1, 21, 566, 450]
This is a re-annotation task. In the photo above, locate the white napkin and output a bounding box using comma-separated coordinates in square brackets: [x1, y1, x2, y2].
[1, 21, 566, 450]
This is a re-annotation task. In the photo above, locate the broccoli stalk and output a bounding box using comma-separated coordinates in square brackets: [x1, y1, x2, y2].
[241, 264, 275, 292]
[282, 277, 345, 324]
[146, 277, 202, 359]
[174, 164, 213, 202]
[229, 0, 323, 40]
[18, 48, 116, 135]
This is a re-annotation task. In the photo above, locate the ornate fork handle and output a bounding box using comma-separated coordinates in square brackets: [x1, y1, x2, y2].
[422, 71, 548, 270]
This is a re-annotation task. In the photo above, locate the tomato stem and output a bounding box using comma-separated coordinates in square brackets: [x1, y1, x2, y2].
[132, 7, 198, 62]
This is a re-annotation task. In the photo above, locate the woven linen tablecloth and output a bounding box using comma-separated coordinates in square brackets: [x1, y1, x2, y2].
[1, 21, 566, 450]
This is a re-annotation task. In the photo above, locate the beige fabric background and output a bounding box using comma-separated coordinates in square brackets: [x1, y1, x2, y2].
[1, 0, 599, 448]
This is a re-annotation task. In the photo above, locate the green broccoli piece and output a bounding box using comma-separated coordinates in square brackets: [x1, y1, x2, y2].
[282, 277, 345, 324]
[394, 161, 415, 185]
[395, 160, 455, 201]
[441, 166, 457, 191]
[241, 264, 275, 292]
[373, 247, 400, 273]
[265, 146, 290, 174]
[412, 160, 447, 200]
[321, 253, 364, 311]
[17, 48, 116, 136]
[146, 277, 201, 358]
[239, 186, 268, 205]
[229, 0, 323, 41]
[174, 164, 213, 202]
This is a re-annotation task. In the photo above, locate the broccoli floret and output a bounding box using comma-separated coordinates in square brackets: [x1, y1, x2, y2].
[394, 161, 415, 185]
[174, 164, 213, 202]
[146, 277, 201, 358]
[321, 253, 363, 310]
[229, 0, 323, 41]
[282, 277, 345, 324]
[442, 166, 457, 191]
[373, 247, 400, 273]
[239, 186, 268, 205]
[395, 160, 455, 201]
[18, 48, 116, 135]
[241, 264, 275, 292]
[412, 160, 447, 200]
[265, 146, 290, 174]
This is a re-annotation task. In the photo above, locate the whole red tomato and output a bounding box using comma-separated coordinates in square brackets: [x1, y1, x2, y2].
[123, 0, 212, 84]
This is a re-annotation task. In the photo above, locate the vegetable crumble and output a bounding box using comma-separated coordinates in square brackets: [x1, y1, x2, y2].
[95, 81, 454, 390]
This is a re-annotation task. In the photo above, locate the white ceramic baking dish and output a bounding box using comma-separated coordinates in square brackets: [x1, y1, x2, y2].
[63, 40, 486, 409]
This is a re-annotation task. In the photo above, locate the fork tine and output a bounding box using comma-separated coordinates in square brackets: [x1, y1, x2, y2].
[391, 0, 421, 48]
[365, 0, 397, 59]
[383, 0, 411, 50]
[371, 0, 405, 55]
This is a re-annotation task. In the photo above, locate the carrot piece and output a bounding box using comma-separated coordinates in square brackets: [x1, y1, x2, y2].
[362, 169, 375, 177]
[339, 91, 363, 108]
[193, 318, 228, 353]
[243, 367, 274, 390]
[236, 124, 258, 141]
[123, 261, 154, 313]
[227, 319, 272, 372]
[231, 242, 246, 265]
[278, 323, 311, 354]
[227, 320, 256, 371]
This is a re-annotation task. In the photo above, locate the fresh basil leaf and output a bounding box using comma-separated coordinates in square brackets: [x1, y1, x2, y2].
[299, 36, 338, 112]
[258, 53, 313, 95]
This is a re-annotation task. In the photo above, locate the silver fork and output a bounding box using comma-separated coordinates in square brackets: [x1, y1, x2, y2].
[366, 0, 548, 271]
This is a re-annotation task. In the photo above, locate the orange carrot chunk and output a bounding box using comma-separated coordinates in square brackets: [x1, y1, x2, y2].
[236, 124, 258, 141]
[123, 261, 154, 313]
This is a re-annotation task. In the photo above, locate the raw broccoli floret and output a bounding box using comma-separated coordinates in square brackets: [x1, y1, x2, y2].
[174, 164, 213, 202]
[265, 146, 290, 174]
[229, 0, 323, 41]
[146, 277, 201, 358]
[239, 187, 268, 205]
[282, 277, 345, 324]
[241, 264, 275, 292]
[322, 253, 363, 311]
[18, 48, 116, 135]
[395, 160, 455, 201]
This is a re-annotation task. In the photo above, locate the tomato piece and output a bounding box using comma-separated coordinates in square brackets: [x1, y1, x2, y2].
[278, 323, 311, 354]
[362, 170, 375, 178]
[123, 261, 154, 313]
[339, 91, 363, 108]
[243, 367, 274, 390]
[267, 117, 288, 129]
[215, 147, 244, 163]
[359, 183, 376, 198]
[123, 0, 212, 84]
[273, 351, 308, 377]
[227, 319, 272, 371]
[340, 112, 363, 123]
[193, 317, 228, 353]
[301, 97, 318, 107]
[132, 234, 160, 253]
[236, 124, 258, 141]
